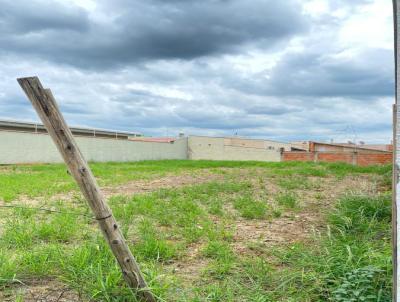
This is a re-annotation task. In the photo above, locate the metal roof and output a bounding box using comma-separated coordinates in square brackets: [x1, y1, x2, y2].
[0, 119, 142, 139]
[129, 137, 176, 143]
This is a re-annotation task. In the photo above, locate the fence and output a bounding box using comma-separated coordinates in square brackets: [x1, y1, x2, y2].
[0, 130, 392, 166]
[282, 151, 392, 166]
[0, 131, 188, 164]
[187, 136, 289, 162]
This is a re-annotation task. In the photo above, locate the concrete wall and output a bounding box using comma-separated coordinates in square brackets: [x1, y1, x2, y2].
[0, 131, 188, 164]
[0, 131, 299, 164]
[188, 136, 290, 162]
[290, 141, 310, 151]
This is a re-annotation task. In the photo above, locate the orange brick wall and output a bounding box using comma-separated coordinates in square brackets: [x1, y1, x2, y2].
[282, 151, 392, 166]
[282, 152, 315, 162]
[317, 152, 354, 164]
[356, 153, 392, 166]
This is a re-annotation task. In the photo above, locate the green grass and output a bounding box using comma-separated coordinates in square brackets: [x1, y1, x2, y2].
[267, 193, 392, 301]
[0, 160, 390, 202]
[233, 195, 268, 219]
[134, 219, 177, 261]
[1, 205, 88, 249]
[277, 177, 313, 190]
[276, 192, 298, 209]
[203, 241, 236, 279]
[0, 160, 392, 301]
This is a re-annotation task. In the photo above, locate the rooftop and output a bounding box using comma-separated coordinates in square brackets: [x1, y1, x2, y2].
[129, 137, 176, 143]
[0, 119, 142, 139]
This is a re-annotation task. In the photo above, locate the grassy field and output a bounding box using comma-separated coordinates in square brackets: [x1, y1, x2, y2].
[0, 160, 392, 301]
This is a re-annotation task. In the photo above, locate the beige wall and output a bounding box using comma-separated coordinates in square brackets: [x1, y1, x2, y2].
[0, 131, 294, 164]
[290, 141, 310, 151]
[0, 131, 188, 164]
[188, 136, 291, 161]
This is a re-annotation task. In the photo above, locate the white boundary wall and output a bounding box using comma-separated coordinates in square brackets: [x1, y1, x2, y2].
[188, 136, 291, 162]
[0, 131, 188, 164]
[0, 132, 293, 164]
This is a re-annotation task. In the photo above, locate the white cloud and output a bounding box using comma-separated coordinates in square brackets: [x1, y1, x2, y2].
[0, 0, 394, 143]
[303, 0, 330, 17]
[339, 0, 393, 50]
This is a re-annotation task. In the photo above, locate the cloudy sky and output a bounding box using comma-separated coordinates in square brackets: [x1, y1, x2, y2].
[0, 0, 394, 143]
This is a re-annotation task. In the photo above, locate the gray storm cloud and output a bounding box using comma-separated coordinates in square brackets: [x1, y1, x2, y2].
[0, 0, 394, 143]
[0, 0, 306, 68]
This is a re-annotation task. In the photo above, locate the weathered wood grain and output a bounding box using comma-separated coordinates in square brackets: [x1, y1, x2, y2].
[393, 1, 399, 300]
[17, 77, 156, 302]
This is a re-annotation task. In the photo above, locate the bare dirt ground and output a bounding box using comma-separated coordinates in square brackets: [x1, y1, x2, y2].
[0, 280, 81, 302]
[102, 170, 225, 197]
[231, 174, 377, 255]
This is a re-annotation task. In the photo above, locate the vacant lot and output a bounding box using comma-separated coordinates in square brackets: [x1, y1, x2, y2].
[0, 160, 392, 301]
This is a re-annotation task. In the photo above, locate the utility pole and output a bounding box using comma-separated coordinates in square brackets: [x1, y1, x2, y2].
[393, 1, 399, 300]
[17, 77, 156, 302]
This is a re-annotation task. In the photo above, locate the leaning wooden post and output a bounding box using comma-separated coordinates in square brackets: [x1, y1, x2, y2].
[17, 77, 156, 302]
[393, 1, 399, 300]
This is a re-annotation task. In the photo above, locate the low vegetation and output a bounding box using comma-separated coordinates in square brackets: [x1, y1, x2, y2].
[0, 160, 392, 301]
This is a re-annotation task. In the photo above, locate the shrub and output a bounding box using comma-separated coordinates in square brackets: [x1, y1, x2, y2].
[332, 266, 391, 302]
